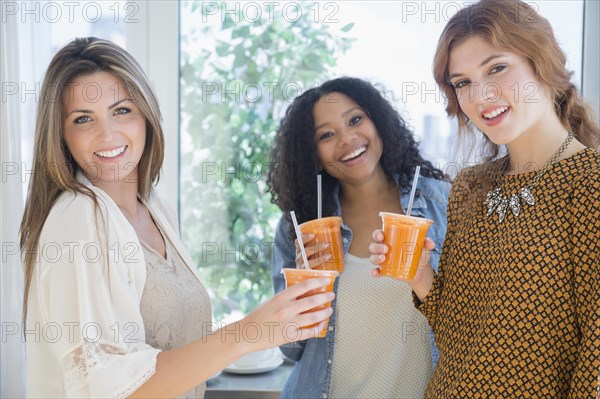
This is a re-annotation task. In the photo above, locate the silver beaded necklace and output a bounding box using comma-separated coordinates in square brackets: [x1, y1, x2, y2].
[484, 131, 574, 223]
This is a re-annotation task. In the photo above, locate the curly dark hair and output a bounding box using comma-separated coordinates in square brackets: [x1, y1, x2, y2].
[267, 77, 446, 237]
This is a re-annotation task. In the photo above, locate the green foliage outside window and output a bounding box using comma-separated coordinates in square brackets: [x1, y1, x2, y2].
[180, 1, 354, 321]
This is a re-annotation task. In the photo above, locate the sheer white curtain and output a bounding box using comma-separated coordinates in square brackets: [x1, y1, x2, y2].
[1, 11, 52, 398]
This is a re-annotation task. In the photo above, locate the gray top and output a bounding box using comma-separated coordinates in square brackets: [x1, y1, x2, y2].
[329, 253, 432, 398]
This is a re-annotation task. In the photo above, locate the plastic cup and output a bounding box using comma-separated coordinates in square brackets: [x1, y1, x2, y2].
[299, 216, 344, 272]
[379, 212, 433, 281]
[283, 268, 339, 338]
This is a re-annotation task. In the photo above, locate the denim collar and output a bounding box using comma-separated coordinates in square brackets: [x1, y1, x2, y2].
[330, 173, 429, 220]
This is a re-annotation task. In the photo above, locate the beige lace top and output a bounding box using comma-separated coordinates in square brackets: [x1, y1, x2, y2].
[140, 229, 212, 399]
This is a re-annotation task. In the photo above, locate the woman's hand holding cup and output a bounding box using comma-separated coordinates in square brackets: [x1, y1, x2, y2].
[369, 229, 436, 300]
[295, 234, 333, 269]
[237, 277, 335, 353]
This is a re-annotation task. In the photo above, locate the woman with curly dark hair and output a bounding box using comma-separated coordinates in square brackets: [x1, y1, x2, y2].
[267, 77, 450, 399]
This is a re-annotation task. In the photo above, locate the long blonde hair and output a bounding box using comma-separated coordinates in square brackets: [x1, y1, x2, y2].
[433, 0, 600, 161]
[20, 37, 165, 321]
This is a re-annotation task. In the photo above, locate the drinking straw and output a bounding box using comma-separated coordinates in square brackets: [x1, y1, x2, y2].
[290, 211, 310, 269]
[406, 166, 421, 216]
[317, 174, 322, 219]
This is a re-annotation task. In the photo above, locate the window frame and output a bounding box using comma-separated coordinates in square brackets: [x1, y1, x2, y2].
[583, 0, 600, 119]
[127, 1, 180, 217]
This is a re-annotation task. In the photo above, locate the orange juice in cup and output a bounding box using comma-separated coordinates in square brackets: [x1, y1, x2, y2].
[283, 268, 339, 338]
[299, 216, 344, 272]
[378, 212, 433, 281]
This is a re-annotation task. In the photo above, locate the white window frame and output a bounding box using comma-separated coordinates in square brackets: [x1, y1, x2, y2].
[127, 0, 180, 216]
[583, 0, 599, 120]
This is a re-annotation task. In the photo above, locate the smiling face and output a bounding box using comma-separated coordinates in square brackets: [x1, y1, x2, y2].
[62, 71, 146, 190]
[313, 92, 384, 184]
[448, 35, 557, 146]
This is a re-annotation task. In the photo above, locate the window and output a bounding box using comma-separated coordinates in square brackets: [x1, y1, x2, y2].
[178, 0, 585, 323]
[179, 1, 355, 322]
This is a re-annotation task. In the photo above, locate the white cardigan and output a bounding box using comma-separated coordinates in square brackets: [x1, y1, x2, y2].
[26, 175, 201, 398]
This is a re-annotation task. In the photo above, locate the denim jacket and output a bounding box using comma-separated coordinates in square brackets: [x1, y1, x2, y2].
[271, 175, 450, 399]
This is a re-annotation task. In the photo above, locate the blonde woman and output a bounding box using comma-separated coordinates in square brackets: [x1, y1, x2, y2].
[20, 37, 334, 398]
[370, 0, 599, 397]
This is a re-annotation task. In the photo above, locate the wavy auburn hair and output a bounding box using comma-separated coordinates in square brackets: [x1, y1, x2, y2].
[434, 0, 599, 161]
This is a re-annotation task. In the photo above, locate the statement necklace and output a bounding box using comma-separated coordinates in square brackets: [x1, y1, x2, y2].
[484, 131, 574, 223]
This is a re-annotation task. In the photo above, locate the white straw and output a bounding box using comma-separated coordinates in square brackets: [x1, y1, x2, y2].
[290, 211, 310, 269]
[406, 166, 421, 216]
[317, 174, 322, 219]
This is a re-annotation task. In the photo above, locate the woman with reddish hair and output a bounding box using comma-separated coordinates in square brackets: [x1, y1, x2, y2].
[370, 0, 599, 397]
